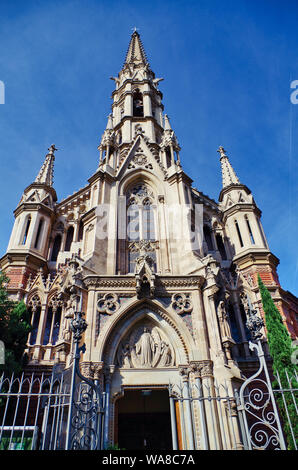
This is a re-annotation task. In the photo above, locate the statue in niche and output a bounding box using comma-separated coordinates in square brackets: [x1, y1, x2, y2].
[135, 327, 156, 367]
[218, 300, 232, 340]
[117, 342, 132, 368]
[116, 324, 175, 369]
[159, 341, 172, 367]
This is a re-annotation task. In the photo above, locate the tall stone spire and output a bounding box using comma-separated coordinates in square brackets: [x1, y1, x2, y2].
[35, 144, 57, 187]
[124, 30, 149, 67]
[217, 146, 240, 188]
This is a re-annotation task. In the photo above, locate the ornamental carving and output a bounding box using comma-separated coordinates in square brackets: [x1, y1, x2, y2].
[128, 240, 158, 253]
[128, 148, 153, 170]
[127, 183, 154, 205]
[28, 294, 41, 313]
[189, 360, 214, 378]
[49, 294, 64, 313]
[97, 293, 120, 315]
[116, 323, 175, 369]
[171, 293, 192, 314]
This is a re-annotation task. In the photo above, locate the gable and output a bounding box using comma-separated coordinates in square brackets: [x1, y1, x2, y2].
[117, 134, 167, 181]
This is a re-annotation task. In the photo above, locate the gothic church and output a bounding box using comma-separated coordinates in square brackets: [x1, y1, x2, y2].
[1, 31, 298, 450]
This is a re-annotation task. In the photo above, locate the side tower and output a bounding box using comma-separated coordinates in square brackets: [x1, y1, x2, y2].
[0, 145, 57, 300]
[218, 146, 298, 344]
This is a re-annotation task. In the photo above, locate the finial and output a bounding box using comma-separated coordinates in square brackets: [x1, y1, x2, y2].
[217, 146, 227, 158]
[164, 114, 172, 131]
[106, 113, 113, 130]
[48, 144, 58, 155]
[131, 26, 140, 34]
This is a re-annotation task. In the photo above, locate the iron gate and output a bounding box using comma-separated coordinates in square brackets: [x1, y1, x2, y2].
[0, 310, 297, 450]
[0, 311, 105, 450]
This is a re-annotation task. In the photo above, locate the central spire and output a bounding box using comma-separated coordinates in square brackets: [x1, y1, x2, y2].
[98, 31, 181, 173]
[124, 30, 149, 67]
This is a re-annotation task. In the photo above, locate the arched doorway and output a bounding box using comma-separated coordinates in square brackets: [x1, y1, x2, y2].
[116, 388, 172, 450]
[99, 302, 194, 450]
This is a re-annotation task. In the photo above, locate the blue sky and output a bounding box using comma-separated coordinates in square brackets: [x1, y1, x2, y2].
[0, 0, 297, 296]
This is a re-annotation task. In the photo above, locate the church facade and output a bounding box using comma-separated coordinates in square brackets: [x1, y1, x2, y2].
[1, 31, 298, 450]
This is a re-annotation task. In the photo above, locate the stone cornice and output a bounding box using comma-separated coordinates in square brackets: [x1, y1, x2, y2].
[221, 203, 261, 221]
[14, 202, 55, 219]
[113, 115, 164, 134]
[0, 251, 47, 272]
[218, 183, 251, 202]
[233, 249, 280, 269]
[23, 182, 57, 202]
[57, 185, 91, 211]
[166, 169, 193, 186]
[83, 274, 205, 290]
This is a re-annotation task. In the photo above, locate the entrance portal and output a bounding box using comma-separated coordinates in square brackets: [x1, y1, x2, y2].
[116, 389, 172, 450]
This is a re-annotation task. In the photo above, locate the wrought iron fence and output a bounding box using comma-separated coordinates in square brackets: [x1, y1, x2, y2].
[169, 340, 298, 450]
[0, 310, 297, 450]
[0, 310, 105, 451]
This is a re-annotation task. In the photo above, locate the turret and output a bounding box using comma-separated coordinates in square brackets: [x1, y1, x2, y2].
[0, 145, 58, 298]
[218, 146, 269, 257]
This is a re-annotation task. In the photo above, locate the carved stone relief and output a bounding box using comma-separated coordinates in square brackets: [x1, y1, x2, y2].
[116, 322, 175, 369]
[171, 293, 193, 314]
[97, 293, 120, 315]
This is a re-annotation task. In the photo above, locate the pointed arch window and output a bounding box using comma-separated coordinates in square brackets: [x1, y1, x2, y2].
[65, 226, 74, 251]
[43, 297, 62, 346]
[78, 219, 84, 242]
[133, 89, 144, 117]
[28, 295, 41, 345]
[215, 233, 227, 260]
[203, 225, 214, 251]
[245, 215, 255, 245]
[34, 218, 44, 249]
[21, 215, 31, 245]
[234, 219, 244, 247]
[51, 234, 62, 261]
[126, 183, 157, 273]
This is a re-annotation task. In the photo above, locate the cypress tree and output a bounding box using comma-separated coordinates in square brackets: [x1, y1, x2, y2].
[258, 274, 298, 449]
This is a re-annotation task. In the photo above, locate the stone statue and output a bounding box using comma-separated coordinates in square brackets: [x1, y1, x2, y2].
[135, 327, 155, 367]
[116, 324, 175, 369]
[159, 341, 172, 367]
[218, 300, 232, 340]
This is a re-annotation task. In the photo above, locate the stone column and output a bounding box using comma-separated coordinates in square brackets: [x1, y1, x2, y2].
[179, 365, 195, 450]
[157, 195, 171, 273]
[143, 90, 152, 116]
[168, 385, 178, 450]
[202, 277, 225, 365]
[189, 361, 209, 450]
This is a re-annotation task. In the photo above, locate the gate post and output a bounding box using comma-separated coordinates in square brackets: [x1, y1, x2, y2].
[65, 309, 104, 450]
[236, 303, 287, 450]
[65, 310, 88, 450]
[168, 384, 178, 450]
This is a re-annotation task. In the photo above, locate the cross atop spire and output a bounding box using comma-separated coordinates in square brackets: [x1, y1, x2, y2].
[217, 146, 240, 188]
[35, 145, 57, 187]
[124, 29, 149, 66]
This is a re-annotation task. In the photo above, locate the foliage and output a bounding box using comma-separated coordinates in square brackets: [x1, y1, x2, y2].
[106, 444, 126, 450]
[258, 274, 298, 449]
[0, 271, 32, 374]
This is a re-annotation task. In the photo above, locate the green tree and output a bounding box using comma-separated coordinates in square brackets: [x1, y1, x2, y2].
[258, 274, 298, 449]
[0, 271, 32, 374]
